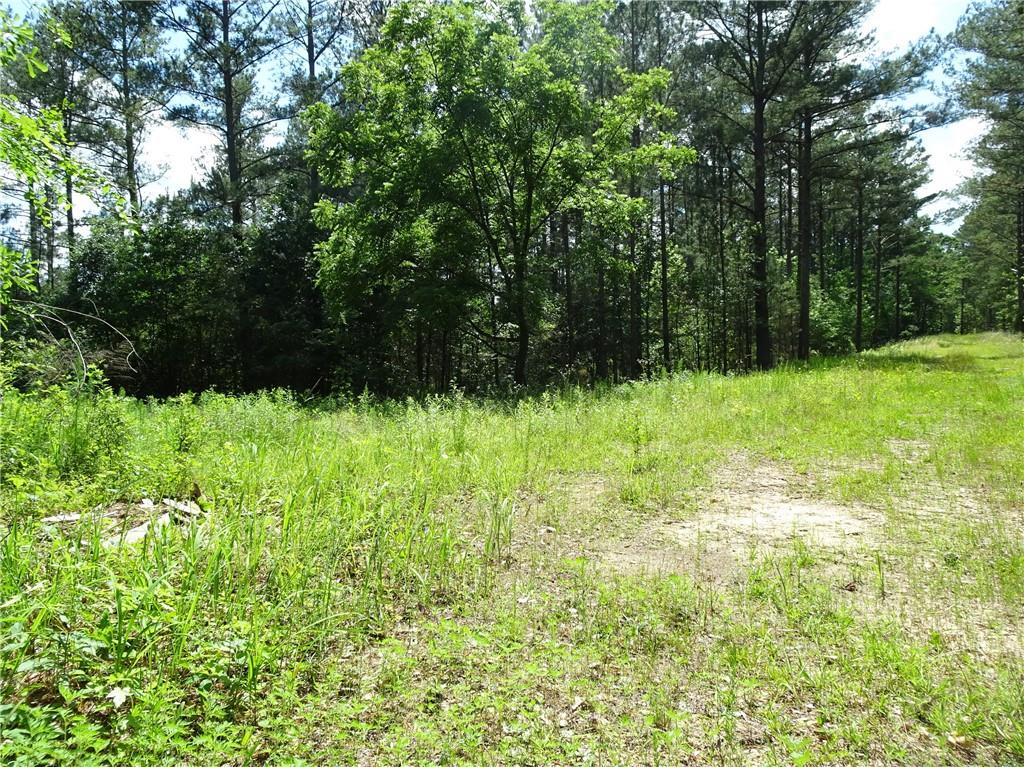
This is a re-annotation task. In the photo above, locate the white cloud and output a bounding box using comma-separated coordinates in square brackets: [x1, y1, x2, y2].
[67, 121, 216, 222]
[865, 0, 962, 54]
[917, 115, 987, 219]
[140, 121, 218, 204]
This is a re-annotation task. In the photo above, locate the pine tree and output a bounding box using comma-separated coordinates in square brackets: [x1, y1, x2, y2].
[67, 0, 166, 216]
[162, 0, 288, 232]
[955, 0, 1024, 331]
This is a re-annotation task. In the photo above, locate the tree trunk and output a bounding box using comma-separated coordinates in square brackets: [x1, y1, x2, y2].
[413, 327, 424, 385]
[125, 119, 140, 213]
[752, 93, 773, 369]
[959, 277, 966, 334]
[515, 319, 529, 386]
[628, 125, 642, 378]
[751, 5, 773, 370]
[488, 253, 499, 388]
[894, 242, 902, 338]
[719, 155, 728, 374]
[63, 107, 76, 249]
[611, 242, 621, 382]
[64, 170, 75, 251]
[853, 184, 865, 352]
[222, 0, 243, 232]
[873, 221, 883, 343]
[796, 110, 812, 360]
[659, 181, 670, 370]
[817, 188, 826, 291]
[514, 243, 529, 387]
[596, 257, 608, 380]
[28, 184, 40, 288]
[1016, 190, 1024, 333]
[562, 211, 574, 365]
[441, 328, 450, 387]
[785, 155, 794, 277]
[626, 4, 643, 378]
[45, 186, 56, 288]
[121, 5, 141, 214]
[306, 0, 321, 204]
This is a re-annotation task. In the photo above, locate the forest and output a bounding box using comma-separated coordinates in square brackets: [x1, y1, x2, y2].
[1, 2, 1024, 766]
[0, 0, 1019, 395]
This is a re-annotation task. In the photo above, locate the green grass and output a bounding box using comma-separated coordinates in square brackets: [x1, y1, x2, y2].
[1, 333, 1022, 765]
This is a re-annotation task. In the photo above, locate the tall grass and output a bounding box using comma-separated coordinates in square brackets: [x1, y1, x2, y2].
[1, 332, 1022, 765]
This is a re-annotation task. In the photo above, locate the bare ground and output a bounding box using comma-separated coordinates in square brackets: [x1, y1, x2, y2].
[597, 453, 882, 582]
[536, 452, 1024, 658]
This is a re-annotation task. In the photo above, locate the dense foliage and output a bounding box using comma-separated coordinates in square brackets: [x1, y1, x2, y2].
[309, 1, 694, 388]
[0, 0, 1008, 395]
[1, 6, 1023, 764]
[0, 9, 106, 328]
[954, 0, 1024, 332]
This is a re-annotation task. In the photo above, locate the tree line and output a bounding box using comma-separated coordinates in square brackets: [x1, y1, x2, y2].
[955, 0, 1024, 333]
[0, 0, 1010, 397]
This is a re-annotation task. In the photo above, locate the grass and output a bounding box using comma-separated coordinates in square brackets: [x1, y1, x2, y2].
[1, 332, 1022, 765]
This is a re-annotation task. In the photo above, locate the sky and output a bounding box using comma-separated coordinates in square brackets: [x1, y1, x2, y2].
[864, 0, 983, 233]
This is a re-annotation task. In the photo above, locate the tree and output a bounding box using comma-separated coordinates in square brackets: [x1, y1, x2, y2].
[692, 1, 808, 370]
[0, 10, 103, 329]
[955, 0, 1024, 331]
[67, 0, 166, 216]
[9, 0, 964, 397]
[65, 213, 243, 393]
[278, 0, 358, 204]
[787, 4, 935, 358]
[310, 0, 693, 387]
[162, 0, 288, 233]
[3, 3, 94, 278]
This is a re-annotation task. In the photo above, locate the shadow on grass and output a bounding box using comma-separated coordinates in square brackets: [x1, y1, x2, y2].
[978, 353, 1024, 362]
[797, 351, 983, 374]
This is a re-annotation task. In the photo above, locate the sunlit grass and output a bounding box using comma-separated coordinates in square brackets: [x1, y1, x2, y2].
[1, 332, 1022, 765]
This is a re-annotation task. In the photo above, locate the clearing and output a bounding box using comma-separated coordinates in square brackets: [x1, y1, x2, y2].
[1, 334, 1023, 766]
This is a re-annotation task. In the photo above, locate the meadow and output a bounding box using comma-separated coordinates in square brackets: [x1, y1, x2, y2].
[1, 333, 1022, 766]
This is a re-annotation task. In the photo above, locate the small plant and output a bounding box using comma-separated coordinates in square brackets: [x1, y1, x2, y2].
[483, 496, 515, 569]
[1, 365, 128, 491]
[165, 393, 202, 496]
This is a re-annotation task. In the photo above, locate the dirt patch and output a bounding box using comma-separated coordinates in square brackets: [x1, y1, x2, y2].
[585, 455, 1022, 656]
[667, 494, 877, 548]
[699, 453, 879, 546]
[598, 454, 882, 581]
[887, 437, 932, 463]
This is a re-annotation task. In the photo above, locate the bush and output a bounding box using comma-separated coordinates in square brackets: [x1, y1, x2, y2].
[810, 284, 856, 356]
[0, 366, 129, 493]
